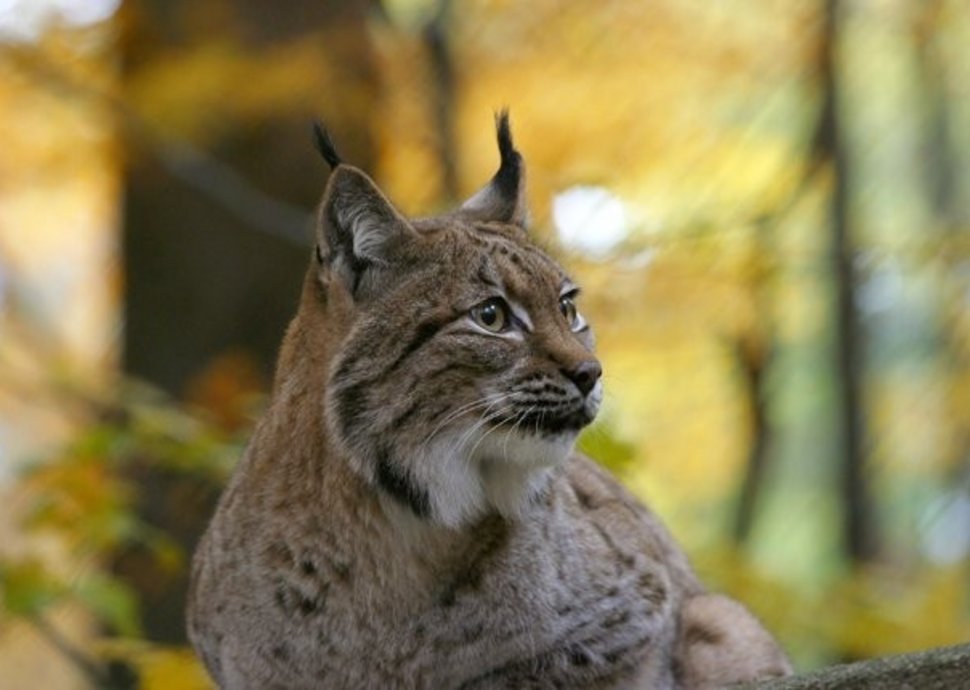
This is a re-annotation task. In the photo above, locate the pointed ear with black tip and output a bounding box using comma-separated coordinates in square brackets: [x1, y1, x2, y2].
[316, 166, 416, 296]
[459, 110, 529, 226]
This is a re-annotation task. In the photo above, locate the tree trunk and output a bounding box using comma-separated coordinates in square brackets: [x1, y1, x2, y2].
[914, 0, 970, 485]
[424, 0, 459, 202]
[818, 0, 878, 563]
[731, 330, 772, 546]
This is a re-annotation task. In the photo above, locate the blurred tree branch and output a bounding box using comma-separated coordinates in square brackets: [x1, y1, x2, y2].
[27, 614, 122, 689]
[750, 643, 970, 689]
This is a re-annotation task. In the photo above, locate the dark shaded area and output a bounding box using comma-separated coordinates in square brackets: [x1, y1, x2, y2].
[121, 0, 381, 397]
[123, 155, 311, 394]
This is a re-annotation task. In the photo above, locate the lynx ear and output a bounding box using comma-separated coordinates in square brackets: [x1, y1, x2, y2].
[460, 110, 528, 226]
[315, 145, 415, 294]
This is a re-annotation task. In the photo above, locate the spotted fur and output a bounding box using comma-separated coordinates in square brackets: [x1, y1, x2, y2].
[187, 113, 792, 689]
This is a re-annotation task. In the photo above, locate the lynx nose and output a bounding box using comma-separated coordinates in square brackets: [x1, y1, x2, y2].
[563, 360, 602, 397]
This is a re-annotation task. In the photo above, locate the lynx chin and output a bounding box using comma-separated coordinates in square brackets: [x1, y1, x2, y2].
[187, 112, 793, 689]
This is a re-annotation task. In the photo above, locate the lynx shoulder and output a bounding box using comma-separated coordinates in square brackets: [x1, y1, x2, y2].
[187, 113, 792, 689]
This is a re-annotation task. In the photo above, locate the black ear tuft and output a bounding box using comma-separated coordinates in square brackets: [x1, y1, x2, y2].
[495, 109, 516, 163]
[312, 119, 343, 170]
[493, 109, 521, 197]
[459, 110, 528, 226]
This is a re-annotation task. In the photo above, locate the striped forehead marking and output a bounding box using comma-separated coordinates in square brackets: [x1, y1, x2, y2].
[465, 225, 566, 282]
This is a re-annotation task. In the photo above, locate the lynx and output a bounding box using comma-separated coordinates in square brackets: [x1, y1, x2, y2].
[187, 113, 792, 689]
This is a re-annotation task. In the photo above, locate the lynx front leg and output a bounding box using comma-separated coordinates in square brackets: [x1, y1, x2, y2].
[673, 593, 792, 690]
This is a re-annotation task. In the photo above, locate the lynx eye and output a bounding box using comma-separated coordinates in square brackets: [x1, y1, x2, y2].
[559, 295, 580, 329]
[470, 298, 510, 333]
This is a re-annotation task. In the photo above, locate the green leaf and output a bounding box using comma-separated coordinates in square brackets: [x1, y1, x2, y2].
[0, 559, 67, 618]
[74, 572, 142, 637]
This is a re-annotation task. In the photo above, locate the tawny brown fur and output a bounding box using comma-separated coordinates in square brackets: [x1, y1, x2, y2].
[188, 115, 792, 689]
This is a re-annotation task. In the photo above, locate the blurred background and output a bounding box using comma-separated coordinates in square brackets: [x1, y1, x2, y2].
[0, 0, 968, 687]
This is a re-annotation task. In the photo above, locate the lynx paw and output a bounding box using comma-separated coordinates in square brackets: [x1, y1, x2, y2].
[675, 593, 792, 689]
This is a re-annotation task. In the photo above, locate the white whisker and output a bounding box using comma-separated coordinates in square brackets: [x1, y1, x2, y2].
[415, 394, 504, 459]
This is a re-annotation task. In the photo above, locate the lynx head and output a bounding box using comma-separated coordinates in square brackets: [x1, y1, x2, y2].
[311, 113, 602, 527]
